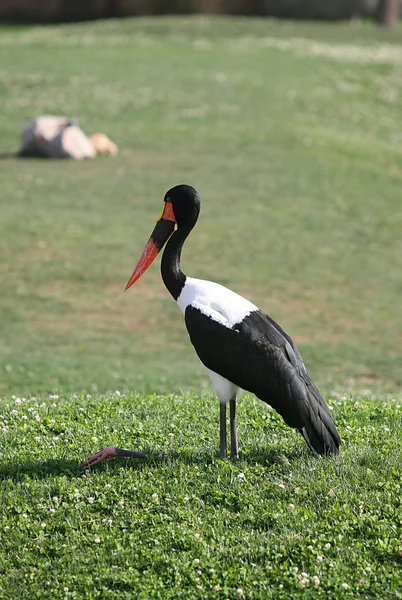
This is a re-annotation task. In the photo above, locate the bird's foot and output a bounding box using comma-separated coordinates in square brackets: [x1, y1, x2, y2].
[81, 446, 146, 469]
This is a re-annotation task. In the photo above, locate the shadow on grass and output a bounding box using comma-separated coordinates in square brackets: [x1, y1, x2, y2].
[0, 151, 68, 160]
[0, 445, 305, 480]
[0, 458, 83, 480]
[0, 152, 17, 159]
[241, 446, 305, 465]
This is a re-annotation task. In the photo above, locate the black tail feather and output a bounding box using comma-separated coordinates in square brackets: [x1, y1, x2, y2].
[300, 382, 341, 456]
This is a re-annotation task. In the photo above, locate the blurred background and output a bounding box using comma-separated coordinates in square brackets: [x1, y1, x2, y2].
[1, 2, 402, 397]
[0, 1, 401, 25]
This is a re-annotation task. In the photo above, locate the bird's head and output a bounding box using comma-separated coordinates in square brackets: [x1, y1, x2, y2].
[125, 184, 200, 291]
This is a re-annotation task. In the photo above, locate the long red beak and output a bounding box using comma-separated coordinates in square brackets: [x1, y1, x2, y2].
[125, 202, 176, 291]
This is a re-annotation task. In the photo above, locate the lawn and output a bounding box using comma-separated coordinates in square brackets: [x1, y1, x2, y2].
[0, 15, 401, 599]
[1, 392, 401, 599]
[1, 17, 402, 396]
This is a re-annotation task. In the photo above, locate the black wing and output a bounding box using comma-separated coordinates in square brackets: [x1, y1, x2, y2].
[185, 306, 340, 455]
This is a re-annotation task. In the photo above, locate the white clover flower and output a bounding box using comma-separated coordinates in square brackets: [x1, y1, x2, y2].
[41, 522, 47, 528]
[168, 432, 175, 437]
[94, 537, 101, 543]
[105, 483, 112, 489]
[316, 555, 323, 563]
[35, 414, 41, 422]
[238, 472, 246, 480]
[193, 558, 200, 564]
[288, 503, 296, 510]
[21, 415, 28, 420]
[63, 587, 69, 592]
[87, 497, 95, 504]
[22, 513, 28, 519]
[277, 482, 286, 489]
[15, 399, 22, 405]
[151, 493, 159, 501]
[236, 588, 244, 596]
[209, 568, 215, 573]
[312, 576, 320, 586]
[324, 543, 331, 550]
[49, 508, 56, 514]
[342, 583, 349, 590]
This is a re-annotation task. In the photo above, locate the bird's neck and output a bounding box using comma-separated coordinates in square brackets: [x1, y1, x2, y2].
[161, 226, 188, 301]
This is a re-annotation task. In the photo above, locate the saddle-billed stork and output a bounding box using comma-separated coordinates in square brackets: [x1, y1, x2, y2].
[82, 184, 340, 468]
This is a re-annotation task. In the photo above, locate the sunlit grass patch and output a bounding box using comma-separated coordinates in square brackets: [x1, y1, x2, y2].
[0, 392, 401, 598]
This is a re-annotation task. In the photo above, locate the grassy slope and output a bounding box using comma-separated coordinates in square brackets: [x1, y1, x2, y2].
[0, 392, 401, 599]
[1, 18, 402, 396]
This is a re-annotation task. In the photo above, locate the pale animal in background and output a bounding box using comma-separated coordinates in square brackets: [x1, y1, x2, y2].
[88, 133, 118, 156]
[18, 116, 118, 159]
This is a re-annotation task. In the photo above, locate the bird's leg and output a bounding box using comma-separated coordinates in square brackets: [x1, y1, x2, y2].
[81, 446, 146, 469]
[230, 396, 239, 459]
[220, 402, 227, 459]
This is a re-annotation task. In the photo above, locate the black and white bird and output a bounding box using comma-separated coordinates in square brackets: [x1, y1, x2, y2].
[82, 184, 340, 468]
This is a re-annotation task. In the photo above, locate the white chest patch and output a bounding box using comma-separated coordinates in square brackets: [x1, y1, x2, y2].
[205, 367, 243, 404]
[177, 277, 258, 328]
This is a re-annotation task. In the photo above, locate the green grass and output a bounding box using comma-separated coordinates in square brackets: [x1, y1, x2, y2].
[1, 16, 402, 599]
[1, 17, 402, 396]
[0, 392, 401, 599]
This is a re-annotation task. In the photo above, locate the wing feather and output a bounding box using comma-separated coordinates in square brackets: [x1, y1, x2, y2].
[185, 306, 340, 454]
